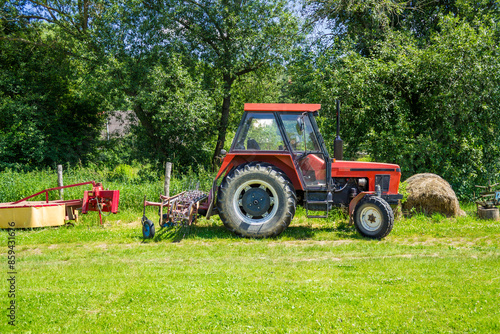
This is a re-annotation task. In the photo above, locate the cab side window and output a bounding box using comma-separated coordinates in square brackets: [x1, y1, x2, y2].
[232, 113, 285, 151]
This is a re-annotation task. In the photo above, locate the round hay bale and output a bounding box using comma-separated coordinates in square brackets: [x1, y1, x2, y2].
[402, 173, 466, 217]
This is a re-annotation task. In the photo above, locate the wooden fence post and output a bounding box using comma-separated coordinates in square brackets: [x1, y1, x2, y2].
[164, 162, 172, 197]
[57, 164, 64, 200]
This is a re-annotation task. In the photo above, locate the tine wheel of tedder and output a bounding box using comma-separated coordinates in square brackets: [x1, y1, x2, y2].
[142, 190, 208, 239]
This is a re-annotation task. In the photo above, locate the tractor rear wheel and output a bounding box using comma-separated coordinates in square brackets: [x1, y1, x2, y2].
[354, 196, 394, 239]
[217, 162, 296, 238]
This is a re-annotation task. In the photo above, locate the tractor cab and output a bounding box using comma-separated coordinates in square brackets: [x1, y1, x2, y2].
[230, 104, 330, 189]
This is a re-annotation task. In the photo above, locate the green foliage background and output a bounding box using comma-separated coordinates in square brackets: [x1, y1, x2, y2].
[1, 0, 499, 198]
[0, 23, 105, 168]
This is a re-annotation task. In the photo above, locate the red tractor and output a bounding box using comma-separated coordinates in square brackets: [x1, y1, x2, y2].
[142, 103, 402, 239]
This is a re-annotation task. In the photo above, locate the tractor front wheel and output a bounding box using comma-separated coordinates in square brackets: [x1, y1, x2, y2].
[217, 163, 296, 238]
[354, 196, 394, 239]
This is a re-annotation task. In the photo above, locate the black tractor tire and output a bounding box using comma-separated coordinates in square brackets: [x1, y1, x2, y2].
[142, 219, 155, 239]
[217, 162, 296, 238]
[354, 196, 394, 239]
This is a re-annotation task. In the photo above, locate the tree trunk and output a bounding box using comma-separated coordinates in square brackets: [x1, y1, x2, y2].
[78, 0, 89, 32]
[133, 102, 169, 159]
[212, 75, 234, 168]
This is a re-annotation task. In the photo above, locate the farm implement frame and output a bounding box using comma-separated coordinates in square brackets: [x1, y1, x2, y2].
[0, 181, 119, 228]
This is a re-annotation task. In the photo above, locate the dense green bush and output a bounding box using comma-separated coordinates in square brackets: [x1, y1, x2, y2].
[0, 25, 106, 168]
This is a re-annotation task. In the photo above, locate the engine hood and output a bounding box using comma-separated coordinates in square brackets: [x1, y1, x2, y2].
[332, 160, 401, 172]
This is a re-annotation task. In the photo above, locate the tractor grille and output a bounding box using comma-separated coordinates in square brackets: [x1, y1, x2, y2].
[375, 175, 391, 193]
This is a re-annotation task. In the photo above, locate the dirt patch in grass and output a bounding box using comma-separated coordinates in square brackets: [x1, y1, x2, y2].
[24, 248, 43, 255]
[124, 220, 142, 228]
[396, 236, 499, 247]
[269, 240, 354, 247]
[290, 256, 343, 262]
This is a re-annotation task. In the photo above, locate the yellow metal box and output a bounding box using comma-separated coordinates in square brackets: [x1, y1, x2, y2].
[0, 202, 66, 228]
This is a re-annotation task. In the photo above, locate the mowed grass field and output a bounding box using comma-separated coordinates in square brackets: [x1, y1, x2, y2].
[1, 203, 499, 333]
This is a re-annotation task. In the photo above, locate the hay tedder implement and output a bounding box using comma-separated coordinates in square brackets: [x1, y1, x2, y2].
[141, 103, 403, 240]
[0, 181, 119, 228]
[141, 190, 208, 238]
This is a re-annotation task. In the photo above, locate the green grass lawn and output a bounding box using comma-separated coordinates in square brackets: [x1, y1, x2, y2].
[1, 205, 500, 333]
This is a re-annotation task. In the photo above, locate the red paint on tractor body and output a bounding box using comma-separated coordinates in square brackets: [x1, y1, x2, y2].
[217, 153, 401, 195]
[299, 154, 327, 183]
[331, 160, 401, 194]
[216, 152, 304, 190]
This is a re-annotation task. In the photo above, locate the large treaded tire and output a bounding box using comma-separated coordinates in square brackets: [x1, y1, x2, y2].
[354, 196, 394, 239]
[217, 162, 296, 238]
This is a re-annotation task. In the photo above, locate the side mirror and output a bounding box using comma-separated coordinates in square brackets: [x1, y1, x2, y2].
[296, 117, 304, 135]
[220, 149, 227, 156]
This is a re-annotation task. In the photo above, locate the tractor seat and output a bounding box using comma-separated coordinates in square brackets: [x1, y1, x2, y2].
[247, 138, 261, 150]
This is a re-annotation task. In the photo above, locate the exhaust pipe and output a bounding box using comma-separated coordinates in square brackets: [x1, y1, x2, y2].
[334, 99, 343, 160]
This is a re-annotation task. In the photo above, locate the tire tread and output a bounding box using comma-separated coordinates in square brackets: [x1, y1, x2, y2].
[217, 162, 296, 238]
[354, 196, 394, 239]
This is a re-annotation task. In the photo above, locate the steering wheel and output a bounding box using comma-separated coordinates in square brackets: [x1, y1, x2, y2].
[295, 151, 311, 162]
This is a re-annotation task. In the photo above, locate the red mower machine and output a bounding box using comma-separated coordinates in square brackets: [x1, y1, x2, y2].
[142, 103, 402, 239]
[0, 181, 119, 228]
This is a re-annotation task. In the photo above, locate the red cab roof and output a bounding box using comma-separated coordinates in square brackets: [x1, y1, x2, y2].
[244, 103, 321, 113]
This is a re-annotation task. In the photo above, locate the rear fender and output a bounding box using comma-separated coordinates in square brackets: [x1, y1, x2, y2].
[206, 153, 303, 218]
[216, 153, 303, 190]
[205, 157, 236, 218]
[204, 180, 217, 219]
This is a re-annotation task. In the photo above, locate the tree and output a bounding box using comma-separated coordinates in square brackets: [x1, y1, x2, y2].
[119, 56, 217, 168]
[306, 0, 408, 55]
[2, 0, 305, 171]
[0, 24, 105, 168]
[2, 0, 215, 169]
[155, 0, 301, 167]
[306, 0, 499, 54]
[0, 0, 112, 168]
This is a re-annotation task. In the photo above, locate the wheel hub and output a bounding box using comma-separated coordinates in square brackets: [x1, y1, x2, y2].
[241, 188, 270, 216]
[360, 207, 382, 231]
